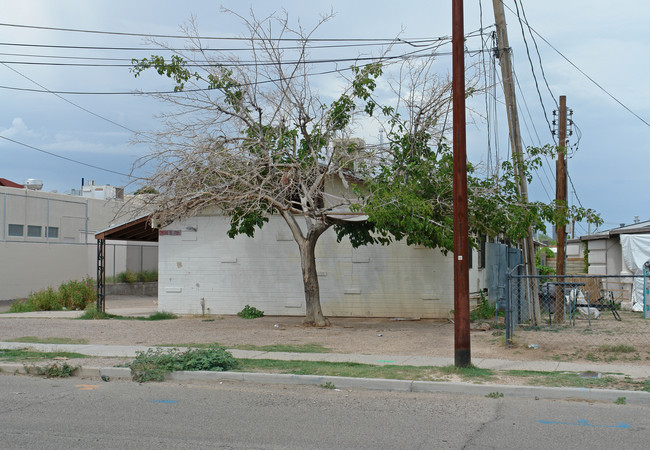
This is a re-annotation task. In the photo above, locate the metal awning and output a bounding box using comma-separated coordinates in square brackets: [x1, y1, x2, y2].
[95, 215, 158, 242]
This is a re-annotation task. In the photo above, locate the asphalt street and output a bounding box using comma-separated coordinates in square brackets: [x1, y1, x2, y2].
[0, 375, 647, 449]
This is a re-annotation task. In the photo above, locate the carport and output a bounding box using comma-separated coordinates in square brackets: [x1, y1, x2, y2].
[94, 215, 158, 312]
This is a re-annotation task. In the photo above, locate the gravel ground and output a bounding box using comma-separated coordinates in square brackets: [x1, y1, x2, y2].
[2, 296, 649, 367]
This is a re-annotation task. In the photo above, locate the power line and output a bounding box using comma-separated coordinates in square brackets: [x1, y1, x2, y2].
[512, 0, 554, 141]
[0, 21, 452, 42]
[0, 38, 451, 53]
[1, 62, 137, 133]
[500, 0, 650, 129]
[0, 47, 490, 96]
[0, 135, 134, 178]
[515, 0, 556, 108]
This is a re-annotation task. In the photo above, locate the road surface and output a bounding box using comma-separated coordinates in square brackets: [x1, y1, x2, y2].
[0, 375, 647, 449]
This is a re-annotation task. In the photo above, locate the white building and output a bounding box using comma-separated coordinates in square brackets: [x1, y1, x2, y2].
[154, 210, 486, 318]
[581, 219, 650, 311]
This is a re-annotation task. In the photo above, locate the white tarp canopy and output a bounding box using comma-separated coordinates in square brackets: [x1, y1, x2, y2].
[620, 234, 650, 312]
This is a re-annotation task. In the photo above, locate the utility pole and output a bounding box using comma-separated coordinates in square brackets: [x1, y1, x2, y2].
[555, 95, 568, 322]
[452, 0, 470, 368]
[492, 0, 541, 325]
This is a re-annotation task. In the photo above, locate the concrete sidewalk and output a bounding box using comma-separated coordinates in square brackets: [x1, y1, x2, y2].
[2, 340, 650, 379]
[2, 340, 649, 405]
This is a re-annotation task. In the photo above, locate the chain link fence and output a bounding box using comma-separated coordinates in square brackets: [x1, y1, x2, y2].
[506, 268, 650, 364]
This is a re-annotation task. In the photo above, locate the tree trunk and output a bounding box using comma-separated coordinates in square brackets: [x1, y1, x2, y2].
[299, 234, 330, 327]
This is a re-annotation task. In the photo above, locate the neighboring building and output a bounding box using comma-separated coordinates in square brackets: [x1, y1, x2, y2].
[581, 219, 650, 311]
[544, 239, 586, 274]
[0, 184, 157, 300]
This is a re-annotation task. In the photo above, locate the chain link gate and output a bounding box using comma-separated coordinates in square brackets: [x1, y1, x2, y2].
[505, 271, 650, 359]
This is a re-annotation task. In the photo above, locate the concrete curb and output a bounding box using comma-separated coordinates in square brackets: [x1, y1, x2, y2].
[2, 363, 648, 404]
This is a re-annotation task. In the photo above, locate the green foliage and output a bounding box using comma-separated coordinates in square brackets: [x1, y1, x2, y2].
[146, 311, 179, 321]
[79, 304, 177, 321]
[129, 346, 240, 382]
[614, 396, 626, 405]
[133, 186, 158, 195]
[598, 345, 636, 353]
[42, 362, 77, 378]
[582, 241, 590, 273]
[78, 303, 112, 320]
[7, 336, 89, 345]
[131, 54, 198, 92]
[536, 247, 556, 281]
[470, 294, 497, 321]
[58, 278, 96, 310]
[116, 271, 138, 284]
[0, 349, 86, 362]
[9, 278, 96, 312]
[485, 392, 504, 399]
[320, 381, 336, 389]
[228, 209, 269, 239]
[112, 270, 157, 283]
[237, 305, 264, 319]
[360, 140, 602, 253]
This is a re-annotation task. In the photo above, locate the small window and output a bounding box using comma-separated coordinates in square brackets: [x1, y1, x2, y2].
[8, 224, 23, 236]
[27, 225, 42, 237]
[45, 227, 59, 238]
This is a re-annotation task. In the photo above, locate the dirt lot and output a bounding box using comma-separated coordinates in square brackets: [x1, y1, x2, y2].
[1, 296, 649, 366]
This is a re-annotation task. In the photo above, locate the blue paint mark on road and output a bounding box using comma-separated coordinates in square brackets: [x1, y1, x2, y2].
[377, 360, 395, 363]
[538, 419, 629, 429]
[153, 400, 178, 404]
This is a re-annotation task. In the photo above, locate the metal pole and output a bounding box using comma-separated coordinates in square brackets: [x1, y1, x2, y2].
[453, 0, 471, 368]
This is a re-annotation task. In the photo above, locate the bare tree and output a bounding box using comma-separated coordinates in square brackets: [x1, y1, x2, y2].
[131, 11, 386, 326]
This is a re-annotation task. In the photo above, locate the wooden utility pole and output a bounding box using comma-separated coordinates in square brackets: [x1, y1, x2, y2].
[492, 0, 541, 325]
[452, 0, 470, 368]
[554, 95, 568, 322]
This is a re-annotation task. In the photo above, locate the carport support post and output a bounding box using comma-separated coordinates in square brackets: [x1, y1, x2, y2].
[97, 238, 106, 313]
[452, 0, 471, 368]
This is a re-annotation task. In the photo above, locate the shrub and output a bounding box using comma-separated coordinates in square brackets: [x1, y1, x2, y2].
[9, 278, 96, 312]
[42, 362, 77, 378]
[237, 304, 264, 319]
[58, 278, 96, 310]
[129, 345, 240, 382]
[137, 270, 158, 282]
[470, 294, 496, 321]
[116, 271, 138, 284]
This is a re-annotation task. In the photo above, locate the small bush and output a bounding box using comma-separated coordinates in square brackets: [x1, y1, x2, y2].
[137, 270, 158, 282]
[59, 278, 96, 310]
[129, 346, 240, 382]
[9, 278, 96, 313]
[237, 304, 264, 319]
[78, 303, 113, 320]
[470, 295, 496, 321]
[144, 311, 178, 321]
[42, 362, 77, 378]
[117, 271, 138, 284]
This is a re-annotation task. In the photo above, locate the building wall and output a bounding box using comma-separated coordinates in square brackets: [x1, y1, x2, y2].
[158, 213, 485, 318]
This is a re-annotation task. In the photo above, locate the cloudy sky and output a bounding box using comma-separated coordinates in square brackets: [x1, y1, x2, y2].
[1, 0, 648, 236]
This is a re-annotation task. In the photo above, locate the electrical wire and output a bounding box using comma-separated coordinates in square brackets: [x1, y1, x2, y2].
[515, 0, 556, 109]
[512, 0, 555, 141]
[0, 21, 457, 43]
[1, 62, 138, 133]
[500, 0, 650, 129]
[0, 135, 135, 178]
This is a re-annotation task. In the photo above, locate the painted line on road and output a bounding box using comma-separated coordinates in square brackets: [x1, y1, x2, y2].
[538, 419, 629, 429]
